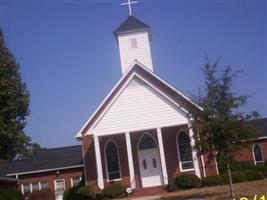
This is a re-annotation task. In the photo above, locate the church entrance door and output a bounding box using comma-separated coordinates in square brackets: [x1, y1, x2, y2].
[138, 134, 162, 188]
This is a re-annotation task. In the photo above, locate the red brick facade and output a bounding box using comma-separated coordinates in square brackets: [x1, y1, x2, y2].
[82, 126, 219, 190]
[17, 167, 83, 200]
[235, 139, 267, 164]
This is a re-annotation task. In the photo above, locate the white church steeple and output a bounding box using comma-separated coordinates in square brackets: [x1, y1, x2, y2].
[114, 15, 153, 75]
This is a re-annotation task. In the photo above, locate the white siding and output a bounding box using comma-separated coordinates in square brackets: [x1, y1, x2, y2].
[93, 77, 188, 136]
[118, 32, 153, 74]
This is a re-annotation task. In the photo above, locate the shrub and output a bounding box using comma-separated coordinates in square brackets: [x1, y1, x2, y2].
[230, 160, 254, 172]
[63, 185, 101, 200]
[202, 175, 228, 186]
[255, 165, 267, 177]
[102, 183, 126, 199]
[63, 186, 80, 200]
[245, 169, 264, 181]
[232, 171, 247, 183]
[219, 160, 253, 173]
[174, 174, 201, 189]
[262, 166, 267, 177]
[76, 186, 92, 198]
[0, 189, 23, 200]
[76, 185, 100, 199]
[24, 189, 54, 200]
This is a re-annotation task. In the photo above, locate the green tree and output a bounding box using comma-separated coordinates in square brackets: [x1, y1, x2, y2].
[191, 56, 259, 198]
[0, 29, 40, 160]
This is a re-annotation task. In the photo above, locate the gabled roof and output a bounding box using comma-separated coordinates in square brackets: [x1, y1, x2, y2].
[0, 145, 83, 176]
[114, 16, 151, 40]
[76, 61, 202, 138]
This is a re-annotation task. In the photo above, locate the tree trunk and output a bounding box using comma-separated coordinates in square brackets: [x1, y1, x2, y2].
[227, 162, 234, 198]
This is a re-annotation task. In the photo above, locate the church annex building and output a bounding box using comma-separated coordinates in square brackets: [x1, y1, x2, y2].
[0, 15, 267, 200]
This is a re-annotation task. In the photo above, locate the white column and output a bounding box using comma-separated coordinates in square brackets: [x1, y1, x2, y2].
[94, 135, 104, 189]
[156, 127, 168, 185]
[188, 122, 201, 178]
[125, 132, 135, 189]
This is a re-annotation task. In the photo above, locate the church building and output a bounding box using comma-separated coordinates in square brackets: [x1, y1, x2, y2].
[75, 15, 219, 192]
[0, 7, 266, 200]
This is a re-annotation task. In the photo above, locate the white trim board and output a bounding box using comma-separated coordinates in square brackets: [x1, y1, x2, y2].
[6, 165, 84, 176]
[75, 60, 202, 138]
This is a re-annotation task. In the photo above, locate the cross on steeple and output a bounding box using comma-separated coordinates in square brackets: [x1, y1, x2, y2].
[121, 0, 138, 16]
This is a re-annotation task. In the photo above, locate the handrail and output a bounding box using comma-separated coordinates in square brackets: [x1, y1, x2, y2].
[126, 175, 136, 195]
[129, 175, 136, 188]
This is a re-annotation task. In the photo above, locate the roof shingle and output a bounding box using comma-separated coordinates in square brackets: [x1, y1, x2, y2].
[114, 16, 151, 38]
[0, 145, 83, 176]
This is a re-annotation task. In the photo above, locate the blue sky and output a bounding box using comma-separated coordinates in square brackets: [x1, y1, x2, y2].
[1, 0, 266, 148]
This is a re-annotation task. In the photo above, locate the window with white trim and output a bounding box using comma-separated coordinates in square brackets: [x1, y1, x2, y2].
[253, 144, 264, 165]
[23, 183, 31, 193]
[22, 181, 48, 194]
[105, 140, 121, 181]
[40, 181, 48, 189]
[32, 182, 39, 191]
[71, 177, 81, 187]
[55, 179, 65, 190]
[177, 131, 194, 170]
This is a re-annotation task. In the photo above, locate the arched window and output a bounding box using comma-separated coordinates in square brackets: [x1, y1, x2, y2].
[105, 140, 121, 181]
[177, 131, 194, 170]
[253, 144, 264, 165]
[139, 134, 157, 150]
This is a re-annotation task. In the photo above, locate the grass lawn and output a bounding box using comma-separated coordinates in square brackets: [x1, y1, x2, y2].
[160, 179, 267, 200]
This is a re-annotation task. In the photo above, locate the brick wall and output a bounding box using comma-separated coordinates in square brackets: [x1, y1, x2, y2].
[81, 128, 267, 190]
[100, 134, 130, 186]
[235, 139, 267, 164]
[17, 167, 83, 200]
[82, 135, 97, 186]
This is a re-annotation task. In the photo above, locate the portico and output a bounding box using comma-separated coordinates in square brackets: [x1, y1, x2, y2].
[92, 123, 201, 190]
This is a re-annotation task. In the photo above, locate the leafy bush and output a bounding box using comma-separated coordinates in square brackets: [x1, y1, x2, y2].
[202, 175, 228, 186]
[230, 161, 254, 172]
[245, 169, 264, 181]
[262, 166, 267, 177]
[202, 167, 265, 188]
[0, 189, 23, 200]
[76, 185, 100, 199]
[255, 165, 267, 177]
[63, 186, 80, 200]
[102, 183, 126, 199]
[63, 185, 103, 200]
[232, 171, 247, 183]
[174, 174, 201, 189]
[76, 186, 92, 197]
[24, 189, 54, 200]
